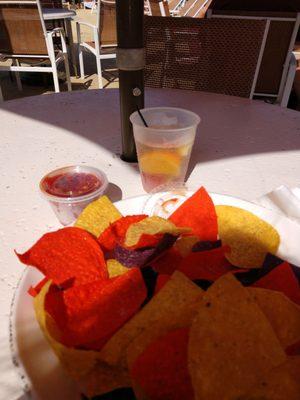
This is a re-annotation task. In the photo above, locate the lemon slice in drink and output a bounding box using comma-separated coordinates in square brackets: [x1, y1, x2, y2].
[139, 151, 181, 176]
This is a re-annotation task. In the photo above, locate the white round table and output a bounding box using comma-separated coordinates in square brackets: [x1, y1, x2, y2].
[1, 88, 300, 399]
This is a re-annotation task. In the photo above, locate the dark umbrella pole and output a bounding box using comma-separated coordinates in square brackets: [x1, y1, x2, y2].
[116, 0, 145, 162]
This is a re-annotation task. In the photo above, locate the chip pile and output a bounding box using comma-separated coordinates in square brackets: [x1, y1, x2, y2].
[16, 188, 300, 399]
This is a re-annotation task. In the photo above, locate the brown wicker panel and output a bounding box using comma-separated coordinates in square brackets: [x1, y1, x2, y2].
[144, 16, 266, 98]
[209, 10, 298, 95]
[256, 21, 295, 94]
[0, 3, 47, 55]
[100, 0, 117, 46]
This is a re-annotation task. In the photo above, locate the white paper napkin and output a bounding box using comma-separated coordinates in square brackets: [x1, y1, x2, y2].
[255, 185, 300, 267]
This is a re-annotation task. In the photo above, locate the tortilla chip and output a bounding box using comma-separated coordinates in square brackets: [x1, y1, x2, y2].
[34, 281, 100, 379]
[45, 269, 147, 348]
[216, 205, 280, 268]
[98, 215, 147, 251]
[130, 328, 194, 400]
[178, 246, 233, 281]
[150, 247, 182, 275]
[188, 274, 286, 400]
[286, 340, 300, 356]
[169, 187, 218, 240]
[252, 262, 300, 305]
[107, 259, 128, 278]
[124, 216, 190, 247]
[174, 236, 199, 257]
[244, 357, 300, 400]
[17, 227, 108, 286]
[249, 287, 300, 348]
[99, 271, 203, 369]
[154, 274, 171, 294]
[78, 362, 131, 398]
[75, 196, 122, 237]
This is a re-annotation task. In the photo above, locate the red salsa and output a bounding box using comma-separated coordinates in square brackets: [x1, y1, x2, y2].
[42, 172, 102, 198]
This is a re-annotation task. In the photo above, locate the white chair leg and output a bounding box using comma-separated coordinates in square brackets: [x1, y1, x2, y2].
[76, 23, 85, 79]
[63, 53, 72, 91]
[280, 53, 297, 108]
[78, 45, 85, 79]
[51, 62, 60, 93]
[0, 82, 4, 101]
[96, 55, 103, 89]
[13, 59, 23, 91]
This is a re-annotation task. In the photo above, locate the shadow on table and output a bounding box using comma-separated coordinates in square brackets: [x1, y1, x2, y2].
[106, 182, 122, 202]
[1, 88, 300, 181]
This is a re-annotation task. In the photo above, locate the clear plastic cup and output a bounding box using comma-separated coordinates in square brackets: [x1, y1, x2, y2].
[130, 107, 200, 193]
[39, 165, 108, 226]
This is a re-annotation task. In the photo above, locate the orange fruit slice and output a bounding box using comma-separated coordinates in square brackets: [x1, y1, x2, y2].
[139, 151, 181, 176]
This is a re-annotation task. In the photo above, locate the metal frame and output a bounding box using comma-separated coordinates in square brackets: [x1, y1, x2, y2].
[209, 12, 300, 106]
[0, 0, 72, 97]
[76, 0, 116, 89]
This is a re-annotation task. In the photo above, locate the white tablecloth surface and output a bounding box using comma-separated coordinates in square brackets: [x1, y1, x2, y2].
[1, 88, 300, 399]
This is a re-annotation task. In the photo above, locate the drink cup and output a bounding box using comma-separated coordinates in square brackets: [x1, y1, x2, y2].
[39, 165, 108, 226]
[130, 107, 200, 193]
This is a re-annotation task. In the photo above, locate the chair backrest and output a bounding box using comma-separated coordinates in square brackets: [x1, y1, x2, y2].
[39, 0, 62, 8]
[0, 0, 48, 56]
[208, 9, 300, 98]
[144, 15, 267, 98]
[97, 0, 117, 46]
[180, 0, 212, 18]
[149, 0, 170, 16]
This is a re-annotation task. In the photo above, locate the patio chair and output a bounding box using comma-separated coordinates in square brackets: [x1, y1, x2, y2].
[179, 0, 212, 18]
[76, 0, 116, 89]
[144, 15, 268, 98]
[207, 8, 300, 106]
[0, 0, 71, 96]
[148, 0, 170, 16]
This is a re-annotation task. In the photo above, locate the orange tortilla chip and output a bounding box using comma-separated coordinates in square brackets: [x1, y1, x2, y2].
[249, 287, 300, 348]
[99, 271, 203, 369]
[188, 274, 286, 400]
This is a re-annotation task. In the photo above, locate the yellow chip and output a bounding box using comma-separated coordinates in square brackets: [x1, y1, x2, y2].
[174, 235, 199, 257]
[245, 357, 300, 399]
[249, 287, 300, 348]
[216, 205, 280, 268]
[126, 282, 201, 369]
[188, 274, 286, 400]
[107, 259, 128, 278]
[34, 281, 99, 379]
[99, 271, 203, 369]
[124, 216, 190, 247]
[74, 196, 122, 237]
[78, 361, 131, 398]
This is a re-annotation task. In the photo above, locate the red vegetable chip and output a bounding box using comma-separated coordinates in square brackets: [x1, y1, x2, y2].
[130, 328, 194, 400]
[252, 262, 300, 305]
[17, 227, 108, 286]
[154, 274, 171, 294]
[286, 340, 300, 356]
[28, 277, 49, 297]
[131, 233, 163, 250]
[151, 247, 183, 275]
[98, 215, 147, 251]
[178, 246, 233, 281]
[169, 187, 218, 240]
[45, 268, 147, 348]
